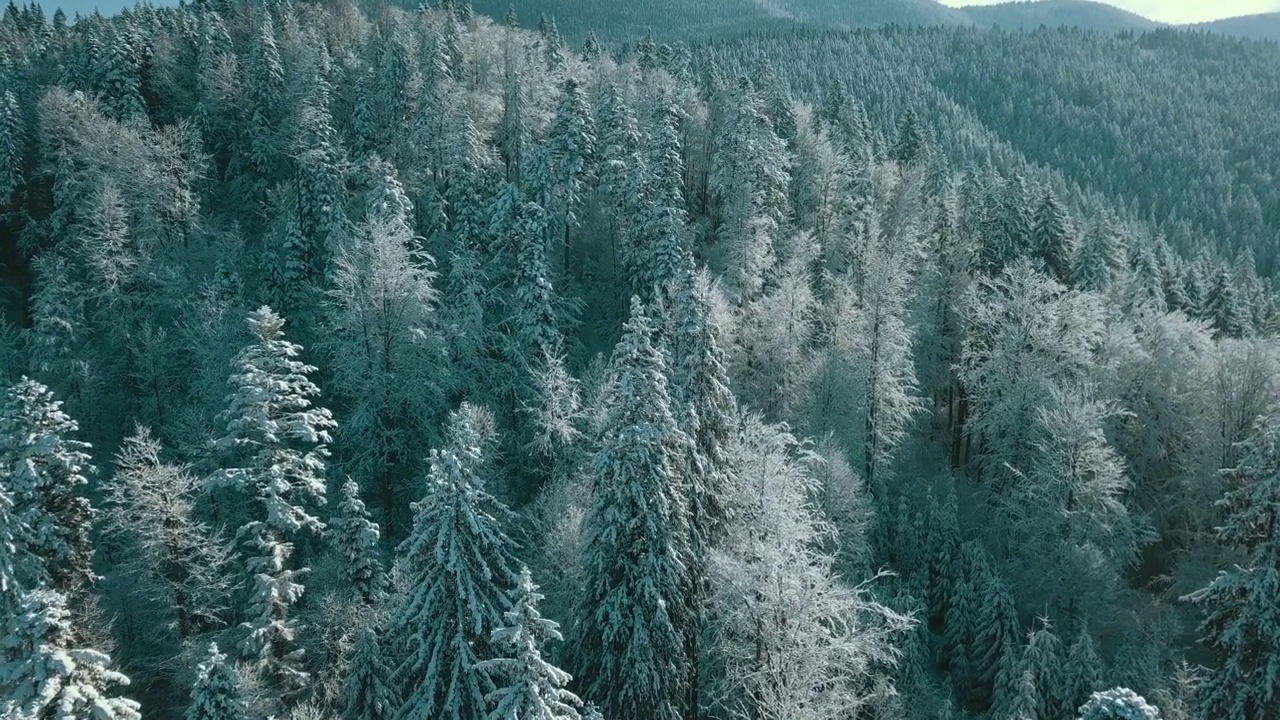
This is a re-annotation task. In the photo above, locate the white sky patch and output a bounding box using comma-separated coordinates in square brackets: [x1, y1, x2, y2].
[939, 0, 1280, 23]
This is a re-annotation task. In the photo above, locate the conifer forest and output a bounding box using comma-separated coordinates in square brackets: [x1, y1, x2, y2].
[0, 0, 1279, 717]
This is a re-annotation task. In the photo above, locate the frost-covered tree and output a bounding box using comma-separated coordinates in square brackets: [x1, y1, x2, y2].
[960, 260, 1106, 490]
[330, 479, 387, 604]
[0, 378, 96, 592]
[1077, 688, 1163, 720]
[1063, 625, 1102, 717]
[388, 403, 518, 720]
[574, 297, 691, 720]
[344, 627, 396, 720]
[1016, 618, 1068, 720]
[635, 100, 689, 299]
[185, 643, 246, 720]
[1011, 386, 1143, 621]
[711, 415, 911, 720]
[0, 589, 140, 719]
[105, 426, 232, 639]
[1185, 416, 1280, 720]
[477, 567, 582, 720]
[326, 216, 440, 538]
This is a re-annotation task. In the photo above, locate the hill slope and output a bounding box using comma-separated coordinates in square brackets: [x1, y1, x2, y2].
[1192, 12, 1280, 43]
[470, 0, 970, 40]
[963, 0, 1160, 33]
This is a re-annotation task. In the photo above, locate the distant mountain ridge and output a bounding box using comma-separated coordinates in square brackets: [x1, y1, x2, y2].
[961, 0, 1161, 33]
[1191, 12, 1280, 43]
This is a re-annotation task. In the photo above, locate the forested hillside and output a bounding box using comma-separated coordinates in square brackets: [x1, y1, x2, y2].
[0, 1, 1279, 720]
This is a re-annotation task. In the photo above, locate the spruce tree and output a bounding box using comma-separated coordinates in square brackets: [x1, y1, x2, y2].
[0, 589, 140, 719]
[1185, 418, 1280, 720]
[344, 627, 396, 720]
[1018, 618, 1067, 720]
[574, 297, 690, 720]
[969, 572, 1020, 713]
[0, 378, 96, 592]
[477, 567, 582, 720]
[892, 109, 926, 166]
[185, 643, 246, 720]
[1032, 190, 1074, 283]
[1206, 264, 1250, 339]
[388, 403, 519, 720]
[213, 307, 334, 694]
[330, 479, 387, 604]
[1063, 625, 1102, 717]
[0, 89, 22, 203]
[1072, 216, 1124, 292]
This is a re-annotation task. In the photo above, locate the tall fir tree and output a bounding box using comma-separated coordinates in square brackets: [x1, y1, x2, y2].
[388, 403, 519, 720]
[477, 567, 582, 720]
[212, 307, 334, 694]
[1186, 416, 1280, 720]
[344, 627, 396, 720]
[0, 589, 140, 719]
[0, 378, 96, 592]
[574, 297, 691, 720]
[1032, 190, 1074, 283]
[185, 643, 246, 720]
[330, 478, 387, 604]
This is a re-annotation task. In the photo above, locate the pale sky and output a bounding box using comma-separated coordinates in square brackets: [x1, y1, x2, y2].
[940, 0, 1280, 23]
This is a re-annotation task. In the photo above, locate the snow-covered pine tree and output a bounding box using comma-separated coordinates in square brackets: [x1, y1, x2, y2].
[669, 263, 737, 550]
[0, 478, 22, 610]
[245, 13, 284, 191]
[0, 377, 96, 592]
[1206, 264, 1251, 339]
[388, 403, 518, 720]
[0, 588, 140, 719]
[212, 307, 334, 693]
[330, 479, 387, 604]
[942, 541, 986, 684]
[1072, 215, 1125, 292]
[185, 642, 246, 720]
[574, 297, 691, 720]
[344, 627, 396, 720]
[710, 77, 789, 301]
[892, 109, 926, 166]
[213, 306, 334, 541]
[595, 83, 646, 295]
[1185, 416, 1280, 720]
[1063, 625, 1102, 717]
[533, 77, 595, 270]
[0, 89, 22, 203]
[1077, 688, 1163, 720]
[968, 569, 1020, 713]
[477, 566, 582, 720]
[637, 99, 691, 301]
[497, 24, 526, 182]
[1017, 618, 1067, 720]
[1032, 190, 1074, 284]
